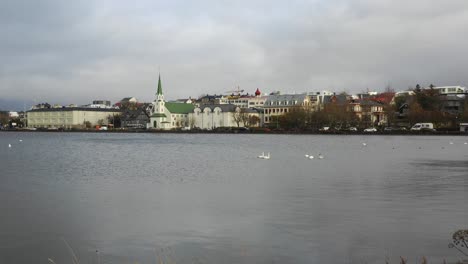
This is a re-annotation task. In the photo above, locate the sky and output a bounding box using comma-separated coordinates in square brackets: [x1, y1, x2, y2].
[1, 0, 468, 106]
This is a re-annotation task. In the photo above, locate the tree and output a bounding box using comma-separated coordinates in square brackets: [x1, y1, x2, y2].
[107, 114, 121, 128]
[278, 106, 307, 129]
[231, 109, 243, 127]
[248, 115, 260, 127]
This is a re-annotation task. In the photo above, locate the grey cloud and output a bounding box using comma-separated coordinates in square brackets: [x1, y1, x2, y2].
[1, 0, 468, 105]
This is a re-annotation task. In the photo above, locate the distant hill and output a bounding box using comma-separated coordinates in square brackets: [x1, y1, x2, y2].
[0, 99, 34, 112]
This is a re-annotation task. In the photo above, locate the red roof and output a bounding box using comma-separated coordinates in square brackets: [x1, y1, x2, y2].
[370, 92, 395, 104]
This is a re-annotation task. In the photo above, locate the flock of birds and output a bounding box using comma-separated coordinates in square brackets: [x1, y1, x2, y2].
[257, 151, 324, 160]
[7, 139, 22, 148]
[255, 140, 468, 160]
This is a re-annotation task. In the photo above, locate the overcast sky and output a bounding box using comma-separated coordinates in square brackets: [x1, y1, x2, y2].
[1, 0, 468, 105]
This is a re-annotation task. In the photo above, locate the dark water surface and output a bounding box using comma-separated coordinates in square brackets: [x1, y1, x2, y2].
[0, 132, 467, 263]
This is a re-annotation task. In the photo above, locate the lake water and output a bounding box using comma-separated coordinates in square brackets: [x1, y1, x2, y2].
[0, 132, 467, 264]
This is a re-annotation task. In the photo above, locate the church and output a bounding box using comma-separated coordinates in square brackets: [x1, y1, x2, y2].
[147, 75, 195, 130]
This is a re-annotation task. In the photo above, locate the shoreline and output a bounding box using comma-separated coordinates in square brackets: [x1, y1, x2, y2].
[1, 129, 467, 136]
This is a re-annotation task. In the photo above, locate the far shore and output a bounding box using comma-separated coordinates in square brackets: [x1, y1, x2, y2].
[1, 128, 467, 136]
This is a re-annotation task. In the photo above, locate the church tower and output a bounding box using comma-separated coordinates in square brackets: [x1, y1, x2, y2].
[149, 74, 167, 129]
[155, 74, 165, 113]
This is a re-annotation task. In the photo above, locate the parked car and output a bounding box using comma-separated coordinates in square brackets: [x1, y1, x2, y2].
[364, 127, 377, 132]
[410, 123, 435, 131]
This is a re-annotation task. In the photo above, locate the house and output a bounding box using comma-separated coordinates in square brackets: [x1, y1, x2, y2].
[121, 104, 151, 129]
[147, 75, 195, 130]
[349, 99, 386, 126]
[114, 97, 139, 108]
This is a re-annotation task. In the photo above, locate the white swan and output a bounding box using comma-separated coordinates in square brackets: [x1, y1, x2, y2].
[449, 141, 454, 145]
[362, 142, 367, 146]
[464, 142, 468, 145]
[305, 154, 309, 158]
[19, 139, 22, 142]
[263, 152, 271, 160]
[257, 152, 265, 159]
[8, 144, 11, 148]
[318, 153, 324, 159]
[308, 155, 314, 159]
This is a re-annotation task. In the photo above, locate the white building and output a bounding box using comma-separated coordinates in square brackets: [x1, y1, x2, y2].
[432, 86, 467, 95]
[147, 75, 195, 130]
[27, 108, 121, 129]
[219, 88, 267, 108]
[190, 104, 241, 129]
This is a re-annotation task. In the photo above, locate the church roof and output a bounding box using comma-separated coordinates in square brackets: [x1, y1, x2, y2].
[165, 102, 195, 114]
[157, 75, 163, 95]
[151, 113, 167, 118]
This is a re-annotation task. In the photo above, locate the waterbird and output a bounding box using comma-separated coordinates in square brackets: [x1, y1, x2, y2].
[464, 142, 468, 145]
[257, 152, 265, 159]
[449, 141, 454, 145]
[362, 142, 367, 146]
[263, 152, 271, 160]
[19, 139, 22, 142]
[8, 144, 11, 148]
[305, 154, 309, 158]
[308, 155, 314, 159]
[318, 153, 324, 159]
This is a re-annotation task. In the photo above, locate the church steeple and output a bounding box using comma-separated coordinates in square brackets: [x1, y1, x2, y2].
[157, 74, 163, 96]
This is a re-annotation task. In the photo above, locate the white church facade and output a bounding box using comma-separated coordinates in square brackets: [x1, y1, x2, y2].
[147, 75, 195, 130]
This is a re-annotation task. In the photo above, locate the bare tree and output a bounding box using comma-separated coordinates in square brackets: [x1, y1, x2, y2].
[231, 109, 243, 127]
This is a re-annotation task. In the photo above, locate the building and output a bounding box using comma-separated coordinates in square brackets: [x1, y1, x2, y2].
[121, 104, 151, 129]
[431, 86, 467, 95]
[27, 107, 121, 129]
[190, 104, 237, 129]
[263, 93, 315, 125]
[147, 75, 195, 130]
[218, 89, 267, 108]
[349, 99, 386, 126]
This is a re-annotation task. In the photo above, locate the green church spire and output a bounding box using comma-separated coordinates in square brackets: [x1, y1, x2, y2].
[157, 74, 163, 95]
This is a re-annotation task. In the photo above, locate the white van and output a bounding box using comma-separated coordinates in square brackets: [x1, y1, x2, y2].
[410, 123, 435, 131]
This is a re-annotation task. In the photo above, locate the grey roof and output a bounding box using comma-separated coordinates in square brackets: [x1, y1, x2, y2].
[264, 93, 308, 107]
[322, 94, 348, 104]
[196, 104, 238, 112]
[28, 107, 121, 113]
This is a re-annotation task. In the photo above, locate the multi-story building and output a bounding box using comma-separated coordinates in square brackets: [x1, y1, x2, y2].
[219, 89, 267, 108]
[263, 93, 316, 125]
[27, 107, 121, 129]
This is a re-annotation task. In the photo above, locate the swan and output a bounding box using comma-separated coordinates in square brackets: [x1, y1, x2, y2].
[308, 155, 314, 159]
[318, 153, 324, 159]
[8, 144, 11, 148]
[257, 152, 265, 159]
[263, 152, 270, 160]
[19, 139, 22, 142]
[464, 142, 468, 145]
[362, 142, 367, 146]
[305, 154, 309, 158]
[449, 141, 454, 145]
